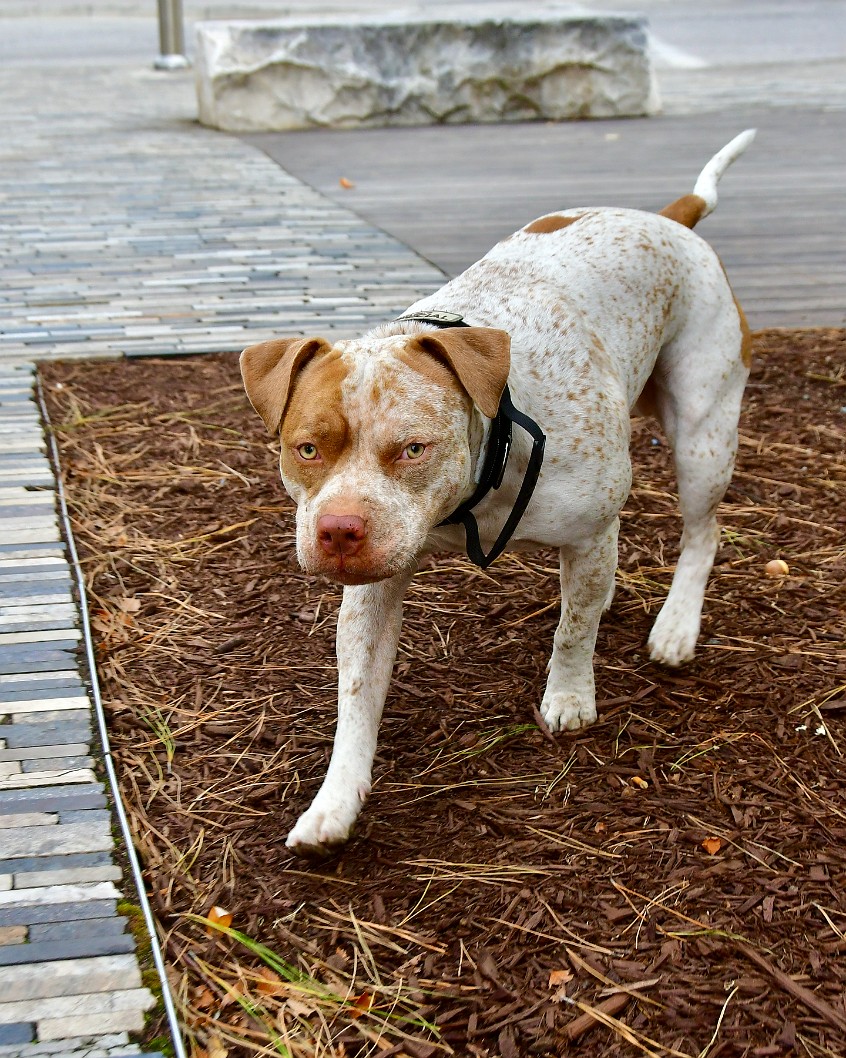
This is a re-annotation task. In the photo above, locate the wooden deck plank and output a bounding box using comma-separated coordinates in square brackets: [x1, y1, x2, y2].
[246, 106, 846, 329]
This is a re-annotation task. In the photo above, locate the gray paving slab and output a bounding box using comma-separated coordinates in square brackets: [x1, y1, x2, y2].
[0, 851, 113, 875]
[0, 933, 137, 967]
[2, 721, 92, 749]
[0, 786, 106, 813]
[0, 900, 118, 928]
[0, 1028, 34, 1047]
[22, 757, 94, 773]
[29, 917, 127, 942]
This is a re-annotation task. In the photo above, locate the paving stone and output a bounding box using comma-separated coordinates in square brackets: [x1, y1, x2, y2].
[0, 743, 90, 762]
[3, 721, 91, 749]
[0, 988, 154, 1032]
[0, 673, 81, 692]
[11, 710, 90, 725]
[0, 644, 79, 676]
[57, 809, 111, 827]
[0, 927, 27, 945]
[0, 822, 112, 859]
[0, 689, 88, 708]
[0, 813, 56, 828]
[0, 851, 112, 876]
[0, 767, 97, 791]
[0, 954, 142, 1003]
[1, 990, 155, 1041]
[0, 786, 106, 815]
[0, 898, 117, 927]
[0, 932, 136, 966]
[28, 915, 126, 942]
[14, 860, 124, 892]
[0, 1025, 34, 1046]
[0, 882, 120, 910]
[5, 694, 89, 719]
[37, 1009, 148, 1042]
[0, 1033, 135, 1057]
[0, 628, 80, 647]
[22, 755, 94, 772]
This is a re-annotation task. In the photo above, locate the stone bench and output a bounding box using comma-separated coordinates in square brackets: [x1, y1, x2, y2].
[194, 10, 658, 132]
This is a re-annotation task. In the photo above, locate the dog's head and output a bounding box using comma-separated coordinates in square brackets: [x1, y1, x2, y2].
[240, 328, 510, 584]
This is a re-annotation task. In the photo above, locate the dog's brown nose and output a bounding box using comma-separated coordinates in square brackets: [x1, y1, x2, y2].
[317, 514, 367, 556]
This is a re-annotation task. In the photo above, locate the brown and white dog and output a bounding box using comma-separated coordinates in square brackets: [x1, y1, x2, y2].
[241, 130, 755, 855]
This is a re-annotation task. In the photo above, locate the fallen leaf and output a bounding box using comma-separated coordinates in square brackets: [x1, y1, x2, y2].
[701, 837, 722, 855]
[280, 996, 317, 1021]
[549, 969, 574, 987]
[192, 985, 217, 1010]
[206, 905, 233, 933]
[348, 991, 374, 1019]
[117, 596, 141, 613]
[254, 966, 284, 995]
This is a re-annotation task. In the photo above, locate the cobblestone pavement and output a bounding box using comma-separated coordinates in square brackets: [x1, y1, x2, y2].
[0, 48, 442, 1057]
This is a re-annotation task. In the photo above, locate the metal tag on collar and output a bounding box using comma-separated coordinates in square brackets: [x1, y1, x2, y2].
[491, 425, 511, 490]
[395, 310, 470, 328]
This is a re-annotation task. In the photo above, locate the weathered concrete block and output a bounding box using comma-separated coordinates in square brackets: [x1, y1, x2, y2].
[195, 11, 658, 132]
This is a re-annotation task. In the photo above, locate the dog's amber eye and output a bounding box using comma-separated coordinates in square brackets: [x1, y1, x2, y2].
[297, 443, 320, 461]
[400, 443, 427, 461]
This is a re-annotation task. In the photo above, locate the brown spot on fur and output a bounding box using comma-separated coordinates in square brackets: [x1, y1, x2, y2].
[240, 336, 332, 434]
[734, 295, 753, 368]
[524, 213, 583, 235]
[715, 255, 754, 370]
[659, 194, 708, 230]
[403, 328, 510, 419]
[280, 352, 350, 475]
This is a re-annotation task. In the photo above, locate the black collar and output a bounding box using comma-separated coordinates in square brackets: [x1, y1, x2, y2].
[395, 311, 546, 569]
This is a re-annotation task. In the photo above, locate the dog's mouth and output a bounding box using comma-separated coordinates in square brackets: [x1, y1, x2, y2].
[304, 551, 406, 586]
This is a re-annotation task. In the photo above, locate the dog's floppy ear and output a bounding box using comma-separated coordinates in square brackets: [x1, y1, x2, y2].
[240, 337, 331, 434]
[410, 327, 511, 419]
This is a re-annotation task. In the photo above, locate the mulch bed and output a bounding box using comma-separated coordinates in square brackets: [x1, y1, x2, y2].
[40, 328, 846, 1058]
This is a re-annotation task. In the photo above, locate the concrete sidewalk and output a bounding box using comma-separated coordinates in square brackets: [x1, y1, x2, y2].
[0, 1, 844, 1052]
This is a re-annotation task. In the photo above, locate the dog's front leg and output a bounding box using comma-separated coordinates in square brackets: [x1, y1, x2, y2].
[286, 571, 412, 856]
[540, 519, 619, 732]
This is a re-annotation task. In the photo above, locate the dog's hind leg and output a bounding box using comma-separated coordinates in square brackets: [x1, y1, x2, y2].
[647, 310, 750, 667]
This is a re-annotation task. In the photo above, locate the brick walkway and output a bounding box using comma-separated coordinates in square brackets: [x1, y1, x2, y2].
[0, 59, 441, 1054]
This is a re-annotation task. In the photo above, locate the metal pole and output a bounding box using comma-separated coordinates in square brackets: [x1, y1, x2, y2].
[155, 0, 190, 70]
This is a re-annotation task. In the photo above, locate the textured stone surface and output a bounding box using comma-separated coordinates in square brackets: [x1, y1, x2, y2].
[0, 933, 136, 967]
[195, 11, 657, 132]
[0, 955, 141, 1003]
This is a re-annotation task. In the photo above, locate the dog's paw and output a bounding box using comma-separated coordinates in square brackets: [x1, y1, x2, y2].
[540, 691, 597, 733]
[286, 784, 369, 858]
[648, 607, 700, 667]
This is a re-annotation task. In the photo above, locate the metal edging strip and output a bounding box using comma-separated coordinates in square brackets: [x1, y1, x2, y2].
[36, 372, 188, 1058]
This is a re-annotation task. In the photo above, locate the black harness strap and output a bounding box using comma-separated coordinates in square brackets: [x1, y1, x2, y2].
[395, 311, 546, 569]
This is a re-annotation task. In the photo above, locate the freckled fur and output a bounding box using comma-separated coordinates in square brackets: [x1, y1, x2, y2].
[240, 130, 757, 855]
